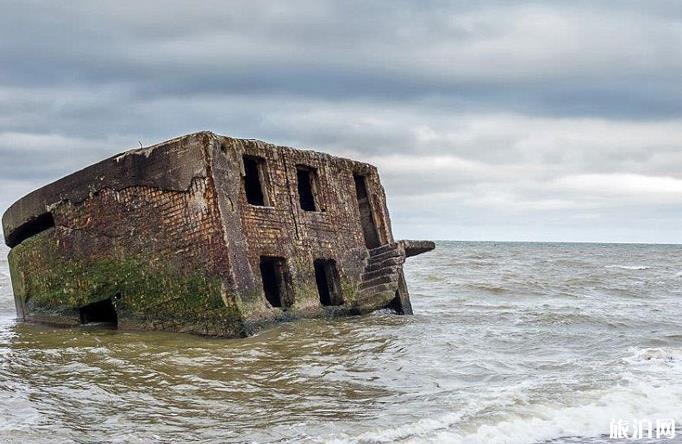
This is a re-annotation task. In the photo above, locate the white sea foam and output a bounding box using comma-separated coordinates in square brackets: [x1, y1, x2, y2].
[328, 413, 464, 443]
[337, 348, 682, 444]
[626, 347, 681, 363]
[605, 265, 650, 270]
[434, 381, 682, 444]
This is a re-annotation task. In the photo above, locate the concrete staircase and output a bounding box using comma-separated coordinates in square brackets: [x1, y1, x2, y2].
[356, 242, 405, 309]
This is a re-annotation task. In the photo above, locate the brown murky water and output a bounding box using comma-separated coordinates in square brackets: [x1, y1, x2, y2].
[2, 315, 418, 443]
[2, 242, 682, 443]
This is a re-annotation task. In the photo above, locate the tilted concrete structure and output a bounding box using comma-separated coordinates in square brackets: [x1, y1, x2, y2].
[2, 132, 434, 337]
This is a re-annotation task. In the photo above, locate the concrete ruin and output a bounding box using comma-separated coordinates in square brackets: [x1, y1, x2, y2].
[1, 132, 434, 337]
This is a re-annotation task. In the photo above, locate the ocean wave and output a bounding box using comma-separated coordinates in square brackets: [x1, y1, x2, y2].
[462, 284, 508, 294]
[331, 412, 464, 443]
[335, 347, 682, 444]
[4, 241, 682, 442]
[605, 265, 650, 271]
[380, 384, 679, 444]
[444, 382, 681, 444]
[624, 347, 682, 366]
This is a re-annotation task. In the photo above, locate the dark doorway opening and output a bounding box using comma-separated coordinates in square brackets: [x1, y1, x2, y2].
[6, 212, 55, 248]
[79, 297, 118, 326]
[353, 174, 381, 249]
[314, 259, 343, 306]
[259, 256, 292, 308]
[296, 166, 319, 211]
[243, 155, 268, 206]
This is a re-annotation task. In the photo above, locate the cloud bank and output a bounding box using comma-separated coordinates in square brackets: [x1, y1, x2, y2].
[1, 0, 681, 242]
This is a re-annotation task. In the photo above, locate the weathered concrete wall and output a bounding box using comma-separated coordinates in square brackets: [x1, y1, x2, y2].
[3, 131, 431, 337]
[215, 135, 397, 327]
[6, 133, 244, 336]
[2, 134, 209, 248]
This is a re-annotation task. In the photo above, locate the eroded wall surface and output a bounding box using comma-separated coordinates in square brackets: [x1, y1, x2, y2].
[217, 136, 397, 325]
[7, 133, 244, 336]
[3, 132, 407, 337]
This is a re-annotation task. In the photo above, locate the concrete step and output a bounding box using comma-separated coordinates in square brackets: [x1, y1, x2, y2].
[369, 243, 398, 257]
[367, 248, 402, 264]
[359, 273, 398, 290]
[358, 281, 399, 297]
[361, 265, 400, 282]
[365, 256, 403, 273]
[354, 291, 397, 310]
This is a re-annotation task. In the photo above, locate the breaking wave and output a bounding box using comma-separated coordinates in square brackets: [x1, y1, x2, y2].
[605, 265, 650, 270]
[332, 347, 682, 444]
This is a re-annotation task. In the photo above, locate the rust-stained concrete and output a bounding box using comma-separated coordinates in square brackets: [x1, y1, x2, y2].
[1, 132, 434, 337]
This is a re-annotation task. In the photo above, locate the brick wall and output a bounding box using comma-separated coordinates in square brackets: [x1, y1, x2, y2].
[54, 177, 230, 280]
[5, 132, 402, 336]
[220, 137, 394, 316]
[8, 139, 244, 336]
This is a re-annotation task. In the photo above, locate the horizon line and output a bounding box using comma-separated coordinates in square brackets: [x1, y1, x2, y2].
[429, 239, 682, 246]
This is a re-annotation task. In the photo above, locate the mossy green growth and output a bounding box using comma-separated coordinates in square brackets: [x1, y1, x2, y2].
[8, 231, 243, 335]
[339, 276, 358, 304]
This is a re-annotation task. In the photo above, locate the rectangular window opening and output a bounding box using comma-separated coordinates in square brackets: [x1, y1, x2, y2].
[353, 174, 381, 249]
[296, 166, 320, 212]
[314, 259, 343, 306]
[353, 174, 368, 200]
[259, 256, 292, 308]
[243, 155, 268, 206]
[79, 297, 118, 327]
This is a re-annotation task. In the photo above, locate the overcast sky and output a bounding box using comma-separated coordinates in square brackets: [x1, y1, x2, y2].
[1, 1, 681, 243]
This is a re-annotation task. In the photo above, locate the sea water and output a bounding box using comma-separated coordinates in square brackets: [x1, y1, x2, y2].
[1, 241, 681, 443]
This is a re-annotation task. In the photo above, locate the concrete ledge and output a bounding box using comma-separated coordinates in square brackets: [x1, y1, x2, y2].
[400, 240, 436, 257]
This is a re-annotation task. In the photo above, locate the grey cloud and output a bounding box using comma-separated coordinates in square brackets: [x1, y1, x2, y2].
[1, 1, 681, 118]
[1, 0, 682, 243]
